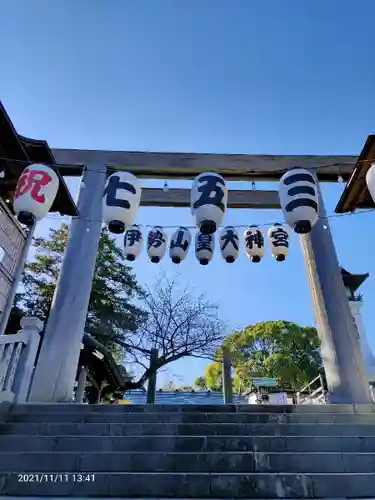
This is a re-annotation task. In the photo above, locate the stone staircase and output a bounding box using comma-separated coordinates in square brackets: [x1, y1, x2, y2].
[0, 403, 375, 497]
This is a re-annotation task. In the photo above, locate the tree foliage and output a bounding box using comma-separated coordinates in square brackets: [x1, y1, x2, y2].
[205, 361, 223, 391]
[194, 376, 207, 390]
[200, 320, 321, 392]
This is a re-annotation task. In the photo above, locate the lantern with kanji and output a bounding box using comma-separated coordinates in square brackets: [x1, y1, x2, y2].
[169, 227, 191, 264]
[279, 167, 318, 234]
[123, 224, 143, 261]
[366, 163, 375, 204]
[147, 226, 167, 263]
[195, 231, 215, 265]
[191, 172, 228, 234]
[13, 164, 59, 227]
[219, 226, 239, 263]
[102, 171, 141, 234]
[244, 226, 264, 263]
[268, 223, 289, 262]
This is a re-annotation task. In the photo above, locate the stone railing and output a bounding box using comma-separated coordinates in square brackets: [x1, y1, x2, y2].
[296, 374, 327, 405]
[0, 317, 43, 403]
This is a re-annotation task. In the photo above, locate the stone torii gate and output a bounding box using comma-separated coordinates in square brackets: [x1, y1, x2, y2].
[28, 147, 373, 404]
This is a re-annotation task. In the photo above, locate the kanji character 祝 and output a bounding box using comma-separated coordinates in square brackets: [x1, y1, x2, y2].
[15, 167, 53, 204]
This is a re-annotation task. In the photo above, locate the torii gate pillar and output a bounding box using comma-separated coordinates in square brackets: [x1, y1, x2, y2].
[29, 164, 107, 402]
[300, 178, 372, 404]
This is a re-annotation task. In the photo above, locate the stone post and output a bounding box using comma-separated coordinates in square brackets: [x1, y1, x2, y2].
[348, 300, 375, 384]
[147, 348, 158, 404]
[29, 164, 107, 402]
[75, 365, 87, 403]
[222, 346, 233, 404]
[12, 317, 43, 403]
[299, 177, 372, 404]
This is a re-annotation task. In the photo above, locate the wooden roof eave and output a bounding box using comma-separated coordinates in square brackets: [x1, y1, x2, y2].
[82, 332, 131, 390]
[18, 135, 78, 217]
[0, 101, 78, 217]
[335, 135, 375, 213]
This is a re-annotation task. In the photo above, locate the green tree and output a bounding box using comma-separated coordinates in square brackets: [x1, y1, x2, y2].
[12, 223, 146, 359]
[205, 361, 223, 391]
[194, 376, 207, 390]
[198, 320, 321, 393]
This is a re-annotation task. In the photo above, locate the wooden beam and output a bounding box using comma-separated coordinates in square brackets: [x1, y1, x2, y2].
[140, 188, 280, 209]
[51, 148, 358, 182]
[335, 135, 375, 213]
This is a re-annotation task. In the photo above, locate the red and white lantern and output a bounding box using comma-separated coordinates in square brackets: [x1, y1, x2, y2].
[13, 164, 59, 226]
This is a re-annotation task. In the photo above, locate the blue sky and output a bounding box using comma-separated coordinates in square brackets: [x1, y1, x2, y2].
[1, 0, 375, 387]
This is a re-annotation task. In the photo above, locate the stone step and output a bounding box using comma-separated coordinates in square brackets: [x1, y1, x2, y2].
[1, 434, 375, 453]
[2, 422, 375, 436]
[1, 471, 375, 497]
[0, 498, 351, 500]
[0, 451, 375, 474]
[12, 403, 375, 414]
[9, 411, 375, 424]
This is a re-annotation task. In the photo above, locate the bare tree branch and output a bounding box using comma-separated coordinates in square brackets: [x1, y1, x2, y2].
[118, 273, 226, 390]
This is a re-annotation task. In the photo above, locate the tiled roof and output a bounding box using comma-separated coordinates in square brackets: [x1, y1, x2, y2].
[122, 389, 247, 405]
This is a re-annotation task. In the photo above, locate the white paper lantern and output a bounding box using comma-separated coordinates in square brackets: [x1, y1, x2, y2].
[219, 226, 239, 263]
[191, 172, 228, 234]
[147, 226, 167, 263]
[13, 164, 59, 226]
[244, 226, 264, 263]
[279, 167, 318, 234]
[195, 231, 215, 265]
[102, 171, 141, 234]
[268, 224, 289, 262]
[169, 227, 191, 264]
[366, 163, 375, 204]
[123, 225, 143, 261]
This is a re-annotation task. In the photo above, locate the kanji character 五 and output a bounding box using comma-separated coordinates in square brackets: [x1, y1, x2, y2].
[193, 175, 226, 212]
